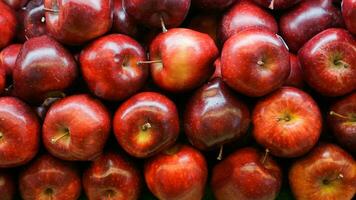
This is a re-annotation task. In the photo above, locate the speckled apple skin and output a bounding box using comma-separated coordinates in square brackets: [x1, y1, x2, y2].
[342, 0, 356, 34]
[0, 44, 22, 76]
[0, 1, 17, 49]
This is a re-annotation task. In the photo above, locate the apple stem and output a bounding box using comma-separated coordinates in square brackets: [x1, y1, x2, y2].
[217, 145, 224, 161]
[41, 17, 46, 23]
[325, 174, 344, 185]
[334, 60, 349, 68]
[141, 122, 152, 131]
[330, 111, 350, 120]
[262, 149, 270, 164]
[160, 16, 168, 33]
[137, 60, 162, 65]
[269, 0, 275, 9]
[43, 7, 59, 13]
[4, 84, 13, 92]
[51, 130, 69, 144]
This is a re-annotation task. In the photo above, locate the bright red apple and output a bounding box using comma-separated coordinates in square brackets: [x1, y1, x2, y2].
[192, 0, 236, 10]
[112, 0, 139, 37]
[144, 144, 208, 200]
[253, 87, 322, 157]
[42, 94, 111, 161]
[299, 28, 356, 96]
[342, 0, 356, 34]
[289, 143, 356, 200]
[252, 0, 302, 10]
[113, 92, 179, 158]
[23, 0, 47, 39]
[0, 170, 15, 200]
[0, 1, 17, 50]
[284, 54, 304, 88]
[3, 0, 28, 10]
[0, 43, 22, 76]
[221, 28, 290, 97]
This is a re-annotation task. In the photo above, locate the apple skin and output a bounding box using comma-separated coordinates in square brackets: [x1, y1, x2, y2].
[192, 0, 236, 10]
[253, 87, 322, 158]
[19, 154, 81, 200]
[188, 14, 219, 45]
[289, 143, 356, 200]
[298, 28, 356, 96]
[42, 94, 111, 161]
[44, 0, 113, 45]
[83, 152, 141, 200]
[221, 28, 290, 97]
[13, 35, 78, 103]
[3, 0, 28, 10]
[342, 0, 356, 34]
[210, 58, 221, 80]
[0, 97, 40, 168]
[23, 0, 47, 39]
[219, 0, 278, 44]
[0, 67, 4, 94]
[279, 0, 344, 53]
[283, 54, 304, 88]
[184, 78, 250, 151]
[328, 92, 356, 153]
[211, 147, 282, 200]
[149, 28, 218, 92]
[114, 92, 179, 158]
[0, 1, 17, 50]
[252, 0, 302, 10]
[0, 170, 15, 200]
[125, 0, 191, 29]
[80, 34, 148, 101]
[112, 0, 139, 37]
[0, 43, 22, 76]
[144, 144, 208, 200]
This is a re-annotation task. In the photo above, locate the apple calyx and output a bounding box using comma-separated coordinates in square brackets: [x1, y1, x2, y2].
[217, 145, 224, 161]
[269, 0, 275, 10]
[330, 111, 356, 122]
[277, 113, 292, 122]
[51, 127, 70, 144]
[261, 149, 270, 164]
[322, 174, 344, 185]
[160, 16, 168, 33]
[0, 132, 3, 140]
[333, 60, 349, 69]
[44, 188, 54, 200]
[104, 189, 115, 200]
[141, 122, 152, 131]
[257, 60, 265, 67]
[137, 60, 162, 65]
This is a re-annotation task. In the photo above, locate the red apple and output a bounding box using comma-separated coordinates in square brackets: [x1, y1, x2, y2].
[192, 0, 236, 10]
[211, 147, 282, 200]
[0, 1, 17, 50]
[23, 0, 47, 39]
[184, 78, 250, 151]
[3, 0, 28, 10]
[144, 144, 208, 200]
[289, 143, 356, 200]
[342, 0, 356, 34]
[0, 97, 39, 168]
[188, 14, 219, 45]
[43, 94, 111, 161]
[113, 92, 179, 158]
[284, 54, 304, 88]
[80, 34, 148, 101]
[221, 28, 290, 97]
[148, 28, 218, 92]
[252, 0, 302, 10]
[279, 0, 344, 52]
[44, 0, 112, 45]
[19, 154, 81, 200]
[112, 0, 139, 37]
[210, 58, 221, 80]
[0, 67, 5, 94]
[253, 87, 322, 157]
[83, 152, 141, 200]
[299, 28, 356, 96]
[13, 35, 78, 103]
[219, 0, 278, 44]
[328, 92, 356, 153]
[0, 170, 15, 200]
[0, 43, 22, 76]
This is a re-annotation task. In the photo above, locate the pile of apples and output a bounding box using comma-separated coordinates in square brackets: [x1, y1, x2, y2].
[0, 0, 355, 199]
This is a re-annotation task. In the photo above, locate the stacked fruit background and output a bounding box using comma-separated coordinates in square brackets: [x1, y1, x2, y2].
[0, 0, 355, 199]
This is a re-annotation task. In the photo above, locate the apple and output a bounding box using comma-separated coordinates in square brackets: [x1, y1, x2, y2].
[221, 28, 290, 97]
[83, 152, 141, 200]
[23, 0, 47, 39]
[0, 43, 22, 76]
[328, 92, 356, 153]
[284, 54, 304, 88]
[19, 154, 81, 200]
[0, 1, 17, 50]
[210, 58, 221, 80]
[252, 0, 302, 10]
[148, 28, 218, 92]
[80, 34, 148, 101]
[0, 170, 15, 200]
[211, 147, 282, 200]
[184, 78, 250, 151]
[112, 0, 140, 37]
[188, 14, 219, 45]
[219, 0, 278, 44]
[0, 67, 4, 94]
[279, 0, 344, 53]
[144, 144, 208, 200]
[342, 0, 356, 34]
[299, 28, 356, 96]
[13, 35, 77, 103]
[43, 0, 112, 45]
[113, 92, 179, 158]
[3, 0, 28, 10]
[192, 0, 236, 10]
[289, 143, 356, 200]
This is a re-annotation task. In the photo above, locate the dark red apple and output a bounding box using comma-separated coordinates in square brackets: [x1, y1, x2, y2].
[0, 43, 22, 76]
[210, 58, 221, 80]
[219, 0, 278, 44]
[83, 152, 141, 200]
[284, 54, 304, 88]
[221, 28, 290, 97]
[0, 1, 17, 50]
[0, 97, 39, 168]
[13, 35, 77, 103]
[148, 28, 218, 92]
[19, 154, 81, 200]
[23, 0, 47, 39]
[253, 87, 322, 157]
[112, 0, 139, 37]
[0, 170, 15, 200]
[252, 0, 302, 10]
[3, 0, 28, 10]
[113, 92, 179, 158]
[188, 14, 219, 44]
[342, 0, 356, 34]
[44, 0, 112, 45]
[184, 78, 250, 151]
[0, 67, 5, 94]
[144, 144, 208, 200]
[211, 147, 282, 200]
[192, 0, 236, 10]
[280, 0, 344, 52]
[299, 28, 356, 96]
[289, 143, 356, 200]
[80, 34, 148, 101]
[328, 92, 356, 153]
[42, 94, 111, 161]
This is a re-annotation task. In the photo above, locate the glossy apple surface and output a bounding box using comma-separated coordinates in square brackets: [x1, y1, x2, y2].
[19, 154, 81, 200]
[0, 170, 15, 200]
[3, 0, 28, 10]
[221, 28, 290, 97]
[211, 147, 282, 200]
[342, 0, 356, 34]
[114, 92, 179, 158]
[252, 0, 302, 10]
[145, 145, 208, 200]
[284, 54, 304, 88]
[0, 43, 22, 76]
[80, 34, 148, 101]
[192, 0, 236, 10]
[289, 143, 356, 200]
[253, 87, 322, 157]
[83, 152, 141, 200]
[184, 78, 250, 150]
[112, 0, 139, 37]
[299, 28, 356, 96]
[0, 97, 39, 168]
[0, 1, 17, 49]
[23, 0, 47, 39]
